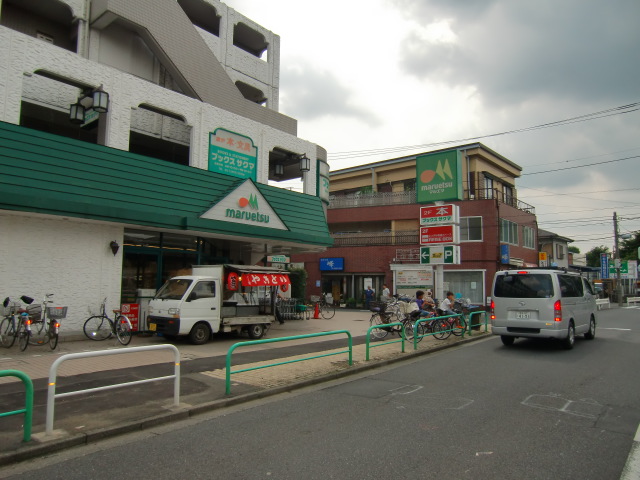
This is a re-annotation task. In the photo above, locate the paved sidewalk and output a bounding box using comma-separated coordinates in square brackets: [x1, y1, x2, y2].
[0, 309, 490, 466]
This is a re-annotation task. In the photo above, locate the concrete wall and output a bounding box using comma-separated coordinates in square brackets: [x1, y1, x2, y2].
[0, 213, 123, 335]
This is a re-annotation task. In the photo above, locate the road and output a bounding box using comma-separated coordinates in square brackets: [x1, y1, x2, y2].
[2, 307, 639, 479]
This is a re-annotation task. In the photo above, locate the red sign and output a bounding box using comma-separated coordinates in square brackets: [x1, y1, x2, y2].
[120, 303, 139, 332]
[420, 225, 457, 245]
[241, 273, 291, 287]
[227, 272, 239, 291]
[420, 204, 458, 225]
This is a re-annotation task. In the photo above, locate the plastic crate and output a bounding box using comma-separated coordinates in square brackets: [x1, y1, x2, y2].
[46, 306, 68, 319]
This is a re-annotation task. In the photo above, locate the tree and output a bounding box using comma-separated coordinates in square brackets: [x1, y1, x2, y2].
[586, 246, 610, 267]
[619, 231, 640, 260]
[568, 246, 580, 254]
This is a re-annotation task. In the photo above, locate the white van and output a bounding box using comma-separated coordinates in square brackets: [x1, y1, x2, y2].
[490, 268, 597, 349]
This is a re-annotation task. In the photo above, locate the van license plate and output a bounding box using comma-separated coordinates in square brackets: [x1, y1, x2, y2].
[516, 312, 531, 319]
[149, 323, 156, 331]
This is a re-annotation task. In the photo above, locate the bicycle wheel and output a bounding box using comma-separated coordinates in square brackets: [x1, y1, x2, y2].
[18, 325, 29, 351]
[452, 315, 467, 336]
[369, 313, 389, 340]
[0, 317, 17, 348]
[437, 318, 452, 339]
[84, 315, 112, 340]
[48, 321, 59, 350]
[320, 302, 335, 319]
[115, 315, 133, 345]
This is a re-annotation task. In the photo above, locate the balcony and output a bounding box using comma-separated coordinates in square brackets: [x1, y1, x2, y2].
[329, 188, 535, 214]
[331, 229, 419, 246]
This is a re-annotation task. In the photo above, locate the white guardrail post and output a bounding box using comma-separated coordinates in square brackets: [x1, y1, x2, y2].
[46, 344, 180, 435]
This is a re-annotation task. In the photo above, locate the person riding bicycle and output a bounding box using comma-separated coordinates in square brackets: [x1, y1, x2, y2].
[415, 290, 436, 317]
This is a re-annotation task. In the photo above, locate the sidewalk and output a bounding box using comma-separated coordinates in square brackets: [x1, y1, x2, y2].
[0, 309, 490, 466]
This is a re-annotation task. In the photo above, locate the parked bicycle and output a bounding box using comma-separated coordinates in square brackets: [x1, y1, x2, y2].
[309, 294, 336, 319]
[27, 294, 66, 350]
[83, 298, 133, 345]
[369, 296, 424, 342]
[0, 296, 33, 351]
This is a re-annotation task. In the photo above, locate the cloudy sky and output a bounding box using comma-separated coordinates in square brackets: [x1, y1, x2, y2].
[225, 0, 640, 255]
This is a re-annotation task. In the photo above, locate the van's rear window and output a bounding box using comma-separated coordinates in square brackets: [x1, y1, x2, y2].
[494, 274, 554, 298]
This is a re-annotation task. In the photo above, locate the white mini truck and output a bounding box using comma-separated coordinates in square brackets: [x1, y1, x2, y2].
[147, 265, 291, 344]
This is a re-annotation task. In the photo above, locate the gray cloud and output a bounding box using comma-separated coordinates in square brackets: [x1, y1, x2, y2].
[279, 62, 382, 126]
[395, 0, 640, 108]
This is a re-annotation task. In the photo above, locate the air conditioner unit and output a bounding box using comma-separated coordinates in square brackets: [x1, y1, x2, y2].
[469, 194, 475, 200]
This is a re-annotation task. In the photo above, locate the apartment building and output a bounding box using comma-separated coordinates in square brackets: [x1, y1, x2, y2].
[0, 0, 331, 331]
[292, 143, 539, 306]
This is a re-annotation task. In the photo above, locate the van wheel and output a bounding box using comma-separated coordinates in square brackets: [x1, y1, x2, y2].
[500, 335, 515, 346]
[562, 322, 575, 350]
[188, 323, 211, 345]
[247, 324, 266, 339]
[584, 316, 596, 340]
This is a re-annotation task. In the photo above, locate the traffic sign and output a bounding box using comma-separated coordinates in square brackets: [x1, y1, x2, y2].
[419, 225, 458, 245]
[420, 204, 459, 226]
[420, 246, 460, 264]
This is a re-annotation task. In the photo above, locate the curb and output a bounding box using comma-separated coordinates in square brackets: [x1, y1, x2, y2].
[0, 333, 489, 467]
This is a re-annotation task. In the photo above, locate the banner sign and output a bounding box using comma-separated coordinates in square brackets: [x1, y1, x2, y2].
[420, 225, 458, 245]
[600, 253, 609, 279]
[320, 257, 344, 271]
[416, 150, 463, 203]
[501, 244, 510, 264]
[241, 273, 291, 287]
[420, 204, 459, 225]
[208, 128, 257, 180]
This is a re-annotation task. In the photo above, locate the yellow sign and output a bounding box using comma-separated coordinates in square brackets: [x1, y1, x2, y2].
[539, 252, 547, 261]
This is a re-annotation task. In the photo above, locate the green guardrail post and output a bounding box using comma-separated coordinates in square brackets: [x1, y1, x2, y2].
[225, 330, 353, 395]
[365, 322, 405, 360]
[0, 369, 33, 443]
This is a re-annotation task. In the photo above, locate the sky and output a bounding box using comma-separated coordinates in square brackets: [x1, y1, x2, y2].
[224, 0, 640, 255]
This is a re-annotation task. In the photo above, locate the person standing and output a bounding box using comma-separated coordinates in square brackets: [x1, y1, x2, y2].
[364, 286, 375, 309]
[381, 284, 391, 302]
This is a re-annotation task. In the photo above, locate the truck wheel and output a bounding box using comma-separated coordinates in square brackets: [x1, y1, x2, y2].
[247, 324, 266, 339]
[188, 322, 210, 345]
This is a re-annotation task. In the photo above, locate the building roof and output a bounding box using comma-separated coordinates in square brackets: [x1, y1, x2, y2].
[329, 142, 523, 175]
[538, 228, 574, 243]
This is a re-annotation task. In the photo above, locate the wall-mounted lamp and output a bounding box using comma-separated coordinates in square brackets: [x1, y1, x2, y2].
[274, 163, 284, 177]
[298, 154, 311, 173]
[69, 85, 110, 124]
[110, 240, 120, 256]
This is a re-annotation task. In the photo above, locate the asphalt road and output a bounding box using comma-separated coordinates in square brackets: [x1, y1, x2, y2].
[2, 307, 639, 479]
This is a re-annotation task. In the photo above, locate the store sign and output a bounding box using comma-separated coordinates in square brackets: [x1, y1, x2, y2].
[419, 225, 458, 245]
[267, 255, 290, 263]
[200, 179, 288, 230]
[120, 303, 139, 332]
[416, 150, 463, 203]
[320, 257, 344, 271]
[420, 204, 459, 225]
[420, 246, 460, 264]
[208, 128, 257, 180]
[396, 268, 433, 286]
[501, 244, 510, 264]
[600, 253, 609, 279]
[242, 273, 291, 287]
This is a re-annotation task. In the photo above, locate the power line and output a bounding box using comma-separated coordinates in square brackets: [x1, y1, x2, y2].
[327, 102, 640, 161]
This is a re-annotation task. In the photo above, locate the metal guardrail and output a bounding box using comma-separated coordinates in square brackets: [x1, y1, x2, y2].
[365, 322, 407, 360]
[225, 330, 353, 395]
[0, 369, 33, 443]
[46, 344, 180, 435]
[411, 313, 466, 349]
[466, 311, 488, 336]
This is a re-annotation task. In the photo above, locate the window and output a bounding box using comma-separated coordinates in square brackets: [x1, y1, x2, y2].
[559, 275, 583, 297]
[500, 219, 518, 245]
[556, 244, 564, 259]
[191, 281, 216, 299]
[460, 216, 482, 241]
[484, 176, 494, 199]
[523, 226, 535, 249]
[503, 185, 513, 204]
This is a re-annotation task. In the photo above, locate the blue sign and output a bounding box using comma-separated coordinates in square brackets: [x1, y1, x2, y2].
[320, 257, 344, 271]
[500, 244, 510, 264]
[600, 253, 609, 279]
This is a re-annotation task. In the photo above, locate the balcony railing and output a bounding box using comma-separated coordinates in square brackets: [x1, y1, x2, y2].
[331, 229, 419, 246]
[329, 188, 535, 214]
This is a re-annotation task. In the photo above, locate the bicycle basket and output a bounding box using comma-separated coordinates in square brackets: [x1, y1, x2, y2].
[369, 301, 387, 313]
[27, 304, 42, 322]
[46, 306, 68, 319]
[399, 301, 419, 315]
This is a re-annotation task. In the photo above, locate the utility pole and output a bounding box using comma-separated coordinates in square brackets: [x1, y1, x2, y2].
[614, 212, 623, 306]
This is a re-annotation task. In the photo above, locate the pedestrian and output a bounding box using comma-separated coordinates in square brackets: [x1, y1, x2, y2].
[364, 286, 375, 309]
[381, 284, 391, 302]
[274, 286, 285, 324]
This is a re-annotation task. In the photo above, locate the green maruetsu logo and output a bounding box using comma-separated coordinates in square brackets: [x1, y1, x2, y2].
[225, 194, 270, 223]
